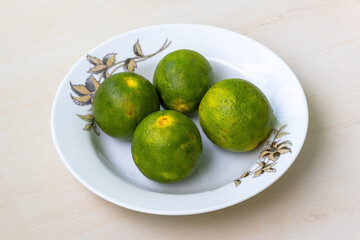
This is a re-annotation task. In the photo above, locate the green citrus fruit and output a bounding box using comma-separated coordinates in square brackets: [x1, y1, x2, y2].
[153, 49, 213, 114]
[131, 110, 203, 183]
[198, 79, 275, 152]
[92, 72, 159, 140]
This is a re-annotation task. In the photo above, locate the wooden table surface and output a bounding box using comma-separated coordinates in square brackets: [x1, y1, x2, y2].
[1, 0, 359, 239]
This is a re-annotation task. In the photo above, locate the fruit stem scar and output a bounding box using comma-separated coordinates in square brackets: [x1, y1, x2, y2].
[156, 115, 173, 127]
[173, 98, 188, 112]
[178, 103, 186, 111]
[159, 117, 169, 126]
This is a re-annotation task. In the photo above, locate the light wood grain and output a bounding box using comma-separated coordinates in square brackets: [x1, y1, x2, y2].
[1, 0, 359, 239]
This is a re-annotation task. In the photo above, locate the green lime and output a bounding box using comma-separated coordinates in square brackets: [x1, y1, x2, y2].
[131, 110, 203, 183]
[92, 72, 159, 140]
[198, 79, 275, 152]
[153, 49, 213, 114]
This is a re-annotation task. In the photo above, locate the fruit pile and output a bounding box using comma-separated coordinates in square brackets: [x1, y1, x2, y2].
[92, 49, 275, 183]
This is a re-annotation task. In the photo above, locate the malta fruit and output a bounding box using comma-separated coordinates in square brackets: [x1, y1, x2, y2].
[92, 72, 159, 140]
[153, 49, 213, 114]
[131, 110, 203, 183]
[198, 79, 275, 152]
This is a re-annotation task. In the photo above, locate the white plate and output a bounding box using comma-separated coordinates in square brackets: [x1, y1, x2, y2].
[51, 24, 308, 215]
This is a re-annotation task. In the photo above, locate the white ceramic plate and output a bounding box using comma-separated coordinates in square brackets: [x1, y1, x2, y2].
[51, 24, 308, 215]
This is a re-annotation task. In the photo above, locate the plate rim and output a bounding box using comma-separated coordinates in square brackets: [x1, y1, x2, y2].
[51, 23, 309, 215]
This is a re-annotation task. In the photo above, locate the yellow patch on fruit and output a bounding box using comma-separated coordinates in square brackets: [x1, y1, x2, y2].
[155, 115, 173, 127]
[207, 88, 232, 107]
[162, 172, 176, 180]
[172, 98, 189, 112]
[204, 96, 216, 107]
[125, 78, 137, 87]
